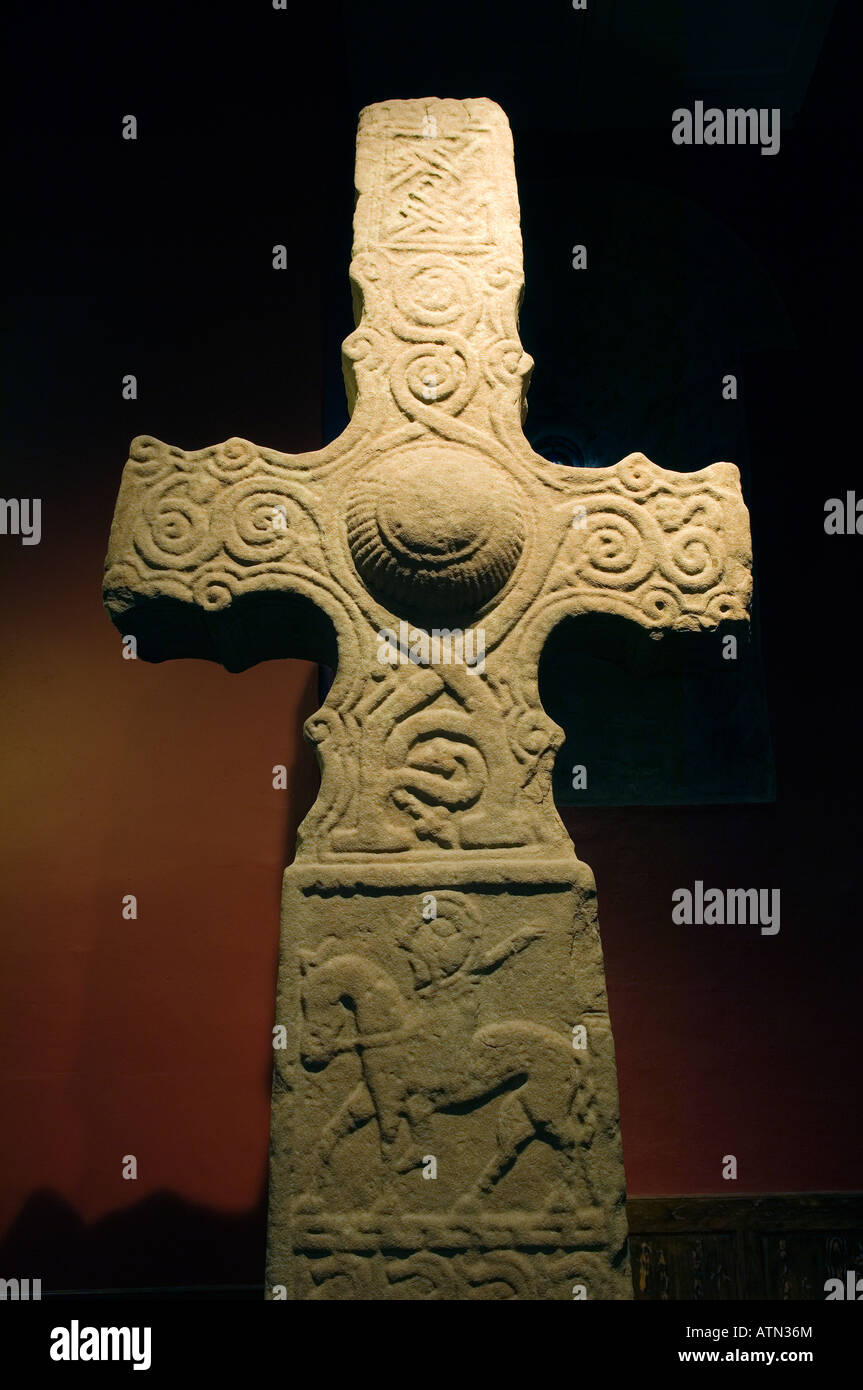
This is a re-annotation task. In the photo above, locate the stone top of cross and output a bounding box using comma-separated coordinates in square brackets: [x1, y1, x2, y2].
[104, 97, 752, 864]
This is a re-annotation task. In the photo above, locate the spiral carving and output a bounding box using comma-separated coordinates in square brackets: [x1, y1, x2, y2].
[393, 256, 478, 333]
[137, 482, 220, 569]
[391, 338, 479, 419]
[573, 508, 654, 590]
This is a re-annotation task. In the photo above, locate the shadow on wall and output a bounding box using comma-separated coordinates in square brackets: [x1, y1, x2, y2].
[0, 1188, 268, 1298]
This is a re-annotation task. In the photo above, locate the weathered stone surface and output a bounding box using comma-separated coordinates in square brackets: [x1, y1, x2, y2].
[103, 97, 752, 1299]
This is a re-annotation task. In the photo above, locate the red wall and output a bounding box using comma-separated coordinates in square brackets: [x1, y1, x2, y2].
[1, 545, 858, 1248]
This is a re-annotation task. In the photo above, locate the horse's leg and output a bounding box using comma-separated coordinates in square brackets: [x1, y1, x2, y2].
[540, 1075, 600, 1206]
[294, 1082, 376, 1211]
[361, 1057, 427, 1174]
[315, 1081, 376, 1169]
[457, 1090, 535, 1206]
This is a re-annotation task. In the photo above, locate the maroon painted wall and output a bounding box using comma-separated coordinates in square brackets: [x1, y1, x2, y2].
[2, 0, 860, 1293]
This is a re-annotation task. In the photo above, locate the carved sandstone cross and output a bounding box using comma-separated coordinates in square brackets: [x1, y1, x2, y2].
[104, 98, 752, 1301]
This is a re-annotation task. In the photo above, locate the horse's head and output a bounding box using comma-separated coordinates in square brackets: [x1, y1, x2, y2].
[298, 950, 409, 1068]
[298, 950, 357, 1070]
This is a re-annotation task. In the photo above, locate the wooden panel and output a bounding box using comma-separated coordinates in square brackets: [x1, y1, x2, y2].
[632, 1234, 740, 1300]
[628, 1192, 863, 1232]
[627, 1194, 863, 1299]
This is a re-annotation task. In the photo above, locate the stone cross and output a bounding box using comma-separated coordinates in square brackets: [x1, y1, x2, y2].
[103, 98, 752, 1301]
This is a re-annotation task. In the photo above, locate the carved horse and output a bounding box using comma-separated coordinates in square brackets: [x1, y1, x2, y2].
[299, 951, 597, 1202]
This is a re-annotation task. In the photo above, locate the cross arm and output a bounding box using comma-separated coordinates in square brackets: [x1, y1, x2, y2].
[527, 451, 753, 648]
[102, 433, 340, 671]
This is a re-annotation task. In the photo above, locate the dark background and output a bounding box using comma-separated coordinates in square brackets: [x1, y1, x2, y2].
[1, 0, 860, 1294]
